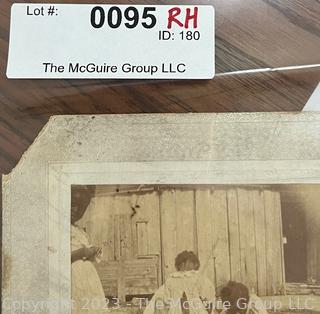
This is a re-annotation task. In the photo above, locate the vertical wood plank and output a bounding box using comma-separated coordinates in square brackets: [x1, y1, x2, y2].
[102, 195, 114, 261]
[315, 204, 320, 281]
[92, 196, 102, 255]
[264, 189, 283, 295]
[137, 221, 148, 256]
[131, 193, 139, 258]
[106, 212, 115, 261]
[315, 208, 320, 282]
[120, 214, 132, 259]
[274, 191, 284, 294]
[175, 189, 195, 253]
[127, 213, 133, 258]
[160, 189, 177, 280]
[237, 188, 248, 285]
[307, 244, 317, 283]
[113, 194, 121, 261]
[114, 214, 121, 261]
[264, 190, 274, 295]
[316, 247, 320, 283]
[213, 189, 231, 289]
[115, 194, 131, 260]
[237, 188, 258, 293]
[117, 260, 125, 302]
[252, 189, 267, 296]
[304, 187, 320, 283]
[135, 191, 161, 256]
[195, 188, 215, 285]
[227, 188, 241, 282]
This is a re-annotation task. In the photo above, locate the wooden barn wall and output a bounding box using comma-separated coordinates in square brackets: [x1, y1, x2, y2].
[78, 186, 284, 296]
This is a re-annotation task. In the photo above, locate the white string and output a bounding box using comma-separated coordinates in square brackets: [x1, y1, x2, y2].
[216, 64, 320, 77]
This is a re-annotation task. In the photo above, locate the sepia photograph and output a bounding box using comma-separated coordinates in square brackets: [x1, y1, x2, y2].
[70, 184, 320, 313]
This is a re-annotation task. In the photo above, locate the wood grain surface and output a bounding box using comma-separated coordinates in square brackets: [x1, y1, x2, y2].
[0, 0, 320, 175]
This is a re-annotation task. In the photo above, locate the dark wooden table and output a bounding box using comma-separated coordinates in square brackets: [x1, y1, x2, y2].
[0, 0, 320, 174]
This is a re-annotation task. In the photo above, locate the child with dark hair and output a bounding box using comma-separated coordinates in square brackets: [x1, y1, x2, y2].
[220, 281, 267, 314]
[144, 250, 215, 314]
[175, 251, 200, 272]
[220, 281, 249, 314]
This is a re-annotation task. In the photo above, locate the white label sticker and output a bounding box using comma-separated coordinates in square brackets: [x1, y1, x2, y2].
[7, 4, 215, 79]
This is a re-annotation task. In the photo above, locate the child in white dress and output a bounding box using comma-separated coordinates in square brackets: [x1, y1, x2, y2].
[144, 251, 216, 314]
[71, 186, 107, 313]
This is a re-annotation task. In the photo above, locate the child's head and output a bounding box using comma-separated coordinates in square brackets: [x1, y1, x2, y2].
[220, 281, 249, 314]
[175, 250, 200, 271]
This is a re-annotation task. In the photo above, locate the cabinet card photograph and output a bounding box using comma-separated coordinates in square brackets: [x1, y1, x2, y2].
[3, 113, 320, 314]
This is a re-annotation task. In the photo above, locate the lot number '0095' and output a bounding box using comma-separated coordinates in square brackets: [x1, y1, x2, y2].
[90, 6, 157, 29]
